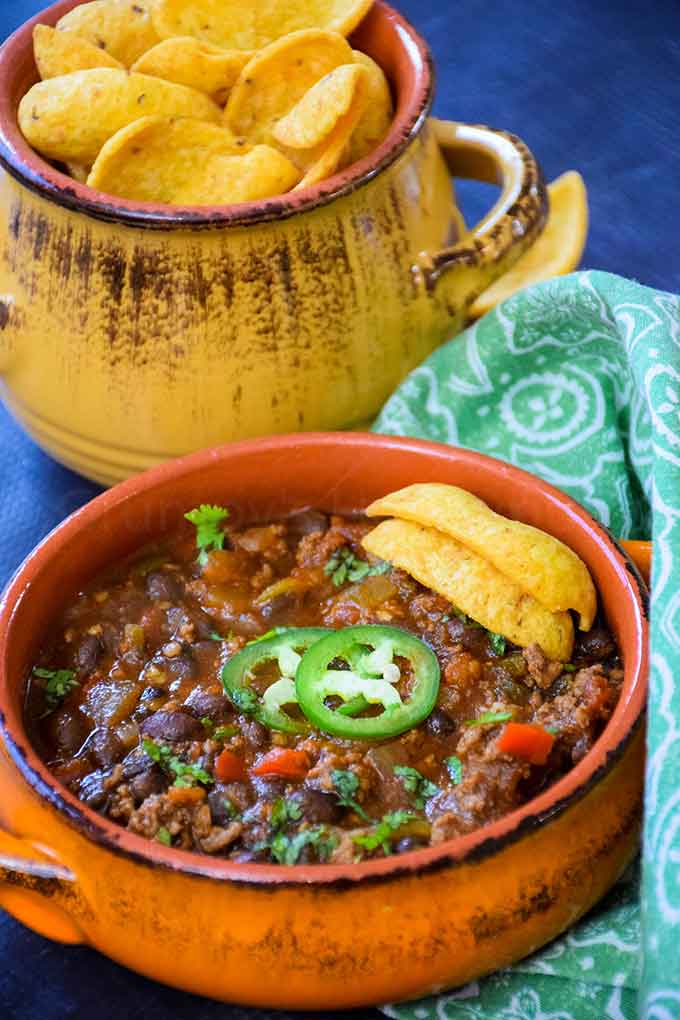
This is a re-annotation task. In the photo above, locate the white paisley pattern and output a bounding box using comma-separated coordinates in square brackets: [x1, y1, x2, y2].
[373, 272, 680, 1020]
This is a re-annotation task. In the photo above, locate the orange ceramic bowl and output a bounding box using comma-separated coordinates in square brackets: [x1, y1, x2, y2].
[0, 434, 648, 1009]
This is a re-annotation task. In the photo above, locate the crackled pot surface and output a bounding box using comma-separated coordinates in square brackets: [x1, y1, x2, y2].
[0, 0, 546, 485]
[0, 434, 647, 1009]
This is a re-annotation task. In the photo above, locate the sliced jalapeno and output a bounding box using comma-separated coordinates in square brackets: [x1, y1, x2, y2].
[295, 624, 440, 740]
[221, 627, 330, 734]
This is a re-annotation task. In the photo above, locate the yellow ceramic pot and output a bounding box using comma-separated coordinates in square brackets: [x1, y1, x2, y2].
[0, 435, 648, 1008]
[0, 0, 547, 485]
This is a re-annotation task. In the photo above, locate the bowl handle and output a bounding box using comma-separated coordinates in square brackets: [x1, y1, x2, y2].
[0, 826, 85, 943]
[416, 119, 548, 304]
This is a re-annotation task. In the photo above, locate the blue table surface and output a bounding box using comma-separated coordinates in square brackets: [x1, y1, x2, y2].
[0, 1, 678, 1017]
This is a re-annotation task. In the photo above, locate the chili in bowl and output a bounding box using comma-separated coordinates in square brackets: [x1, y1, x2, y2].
[0, 433, 648, 1008]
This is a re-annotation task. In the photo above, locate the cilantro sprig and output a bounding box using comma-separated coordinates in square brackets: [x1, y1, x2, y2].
[331, 769, 370, 821]
[184, 504, 230, 566]
[33, 667, 79, 714]
[142, 738, 214, 788]
[445, 755, 463, 785]
[268, 827, 337, 865]
[393, 766, 439, 809]
[353, 810, 416, 855]
[324, 548, 391, 587]
[255, 797, 336, 865]
[270, 796, 302, 831]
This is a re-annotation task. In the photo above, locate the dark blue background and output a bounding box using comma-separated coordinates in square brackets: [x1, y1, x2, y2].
[1, 1, 678, 1017]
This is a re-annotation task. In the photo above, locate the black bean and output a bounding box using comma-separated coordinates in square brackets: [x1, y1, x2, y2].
[184, 687, 231, 721]
[292, 787, 343, 824]
[78, 769, 112, 809]
[89, 727, 124, 767]
[574, 626, 615, 662]
[394, 836, 429, 854]
[208, 785, 240, 825]
[75, 634, 102, 677]
[286, 510, 328, 538]
[140, 709, 204, 742]
[121, 747, 151, 779]
[425, 708, 456, 737]
[251, 776, 286, 800]
[460, 627, 490, 657]
[129, 766, 166, 803]
[49, 710, 88, 757]
[145, 571, 182, 602]
[242, 719, 268, 749]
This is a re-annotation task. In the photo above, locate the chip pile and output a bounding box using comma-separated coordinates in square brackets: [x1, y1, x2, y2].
[362, 483, 598, 662]
[19, 0, 393, 206]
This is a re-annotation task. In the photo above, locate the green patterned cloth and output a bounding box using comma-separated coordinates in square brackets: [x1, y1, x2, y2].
[372, 271, 680, 1020]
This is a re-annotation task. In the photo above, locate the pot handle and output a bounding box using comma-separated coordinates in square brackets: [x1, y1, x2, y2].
[417, 119, 548, 301]
[0, 826, 84, 943]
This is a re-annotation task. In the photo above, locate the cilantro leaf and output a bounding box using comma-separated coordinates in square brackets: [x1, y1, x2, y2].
[331, 769, 370, 821]
[156, 826, 172, 846]
[184, 504, 229, 566]
[464, 710, 514, 727]
[142, 738, 214, 788]
[228, 686, 260, 716]
[270, 797, 303, 831]
[213, 724, 238, 743]
[445, 755, 463, 785]
[33, 667, 79, 713]
[562, 663, 578, 673]
[269, 827, 337, 865]
[352, 810, 415, 855]
[324, 548, 391, 588]
[488, 632, 506, 655]
[393, 765, 439, 808]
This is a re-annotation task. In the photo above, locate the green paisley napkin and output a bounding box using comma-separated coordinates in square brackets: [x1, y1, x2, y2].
[371, 270, 680, 1020]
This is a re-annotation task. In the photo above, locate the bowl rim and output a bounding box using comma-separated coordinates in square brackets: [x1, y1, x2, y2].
[0, 0, 434, 229]
[0, 433, 648, 887]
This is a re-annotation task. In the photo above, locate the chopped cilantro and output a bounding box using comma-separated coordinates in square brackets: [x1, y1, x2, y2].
[269, 827, 337, 865]
[228, 686, 260, 716]
[324, 548, 390, 587]
[353, 810, 415, 855]
[213, 724, 238, 743]
[545, 726, 560, 735]
[331, 769, 370, 821]
[488, 632, 506, 655]
[200, 716, 214, 731]
[222, 799, 240, 820]
[270, 797, 302, 831]
[445, 755, 463, 785]
[184, 504, 229, 566]
[156, 826, 172, 846]
[562, 663, 578, 673]
[33, 667, 79, 713]
[142, 738, 214, 788]
[464, 710, 514, 727]
[393, 766, 439, 809]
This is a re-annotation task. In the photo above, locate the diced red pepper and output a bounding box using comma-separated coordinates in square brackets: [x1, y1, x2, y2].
[167, 785, 206, 806]
[498, 722, 555, 765]
[251, 748, 309, 780]
[215, 749, 247, 782]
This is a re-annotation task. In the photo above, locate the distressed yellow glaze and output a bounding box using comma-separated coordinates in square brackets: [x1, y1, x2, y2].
[0, 118, 545, 484]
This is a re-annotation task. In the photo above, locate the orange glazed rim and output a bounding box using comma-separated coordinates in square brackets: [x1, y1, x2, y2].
[0, 434, 648, 887]
[0, 0, 433, 228]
